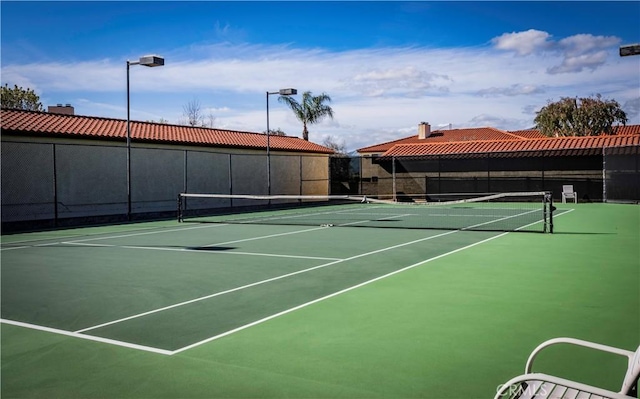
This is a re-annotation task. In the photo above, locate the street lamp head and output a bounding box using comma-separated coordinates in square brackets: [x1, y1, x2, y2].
[138, 55, 165, 67]
[620, 44, 640, 57]
[279, 88, 297, 96]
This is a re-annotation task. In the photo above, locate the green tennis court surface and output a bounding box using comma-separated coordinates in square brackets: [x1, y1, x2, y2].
[1, 203, 638, 398]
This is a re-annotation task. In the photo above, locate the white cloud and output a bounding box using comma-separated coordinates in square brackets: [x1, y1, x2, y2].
[557, 34, 619, 57]
[348, 66, 451, 98]
[491, 29, 621, 75]
[547, 50, 609, 74]
[491, 29, 553, 56]
[2, 37, 636, 151]
[623, 97, 640, 121]
[476, 84, 547, 97]
[547, 34, 619, 74]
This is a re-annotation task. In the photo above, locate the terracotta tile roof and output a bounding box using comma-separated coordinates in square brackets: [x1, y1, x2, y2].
[508, 125, 640, 138]
[358, 127, 531, 153]
[615, 125, 640, 135]
[507, 129, 546, 139]
[380, 133, 640, 159]
[0, 108, 335, 154]
[358, 123, 639, 158]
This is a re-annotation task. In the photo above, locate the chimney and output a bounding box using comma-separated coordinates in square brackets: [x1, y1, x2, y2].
[418, 122, 431, 139]
[48, 104, 75, 115]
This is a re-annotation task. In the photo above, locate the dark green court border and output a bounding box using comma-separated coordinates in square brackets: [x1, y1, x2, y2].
[2, 203, 638, 398]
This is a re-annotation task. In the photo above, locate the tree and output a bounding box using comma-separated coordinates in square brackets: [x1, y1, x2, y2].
[278, 91, 334, 141]
[147, 118, 170, 124]
[1, 84, 44, 111]
[534, 94, 627, 137]
[322, 135, 347, 155]
[263, 128, 287, 136]
[204, 111, 216, 128]
[181, 98, 216, 128]
[183, 98, 204, 127]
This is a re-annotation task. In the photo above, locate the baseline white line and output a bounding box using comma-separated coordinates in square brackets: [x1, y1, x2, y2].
[171, 231, 509, 355]
[74, 229, 458, 334]
[0, 318, 172, 356]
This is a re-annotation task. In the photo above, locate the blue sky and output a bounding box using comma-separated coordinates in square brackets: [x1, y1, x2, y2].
[2, 1, 639, 151]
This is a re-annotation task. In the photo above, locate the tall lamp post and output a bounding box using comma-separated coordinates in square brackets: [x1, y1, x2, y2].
[266, 88, 297, 196]
[126, 55, 164, 220]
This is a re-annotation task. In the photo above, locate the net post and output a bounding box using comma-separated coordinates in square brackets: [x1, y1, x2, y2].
[177, 194, 183, 223]
[392, 156, 397, 202]
[544, 191, 554, 233]
[602, 146, 607, 203]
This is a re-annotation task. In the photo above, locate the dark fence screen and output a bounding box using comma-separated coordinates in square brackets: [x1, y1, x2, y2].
[604, 145, 640, 202]
[329, 146, 640, 204]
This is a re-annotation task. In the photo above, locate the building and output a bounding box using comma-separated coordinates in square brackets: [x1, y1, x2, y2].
[355, 123, 640, 203]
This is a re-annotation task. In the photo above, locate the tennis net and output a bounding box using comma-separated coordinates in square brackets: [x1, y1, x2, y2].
[177, 191, 554, 233]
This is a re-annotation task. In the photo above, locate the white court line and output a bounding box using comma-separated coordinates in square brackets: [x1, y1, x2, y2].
[338, 213, 414, 227]
[59, 223, 224, 244]
[170, 231, 509, 354]
[476, 208, 539, 228]
[0, 223, 223, 251]
[201, 225, 329, 247]
[171, 206, 572, 355]
[0, 245, 32, 251]
[63, 242, 341, 261]
[0, 318, 172, 356]
[5, 228, 485, 355]
[74, 229, 459, 334]
[4, 208, 575, 355]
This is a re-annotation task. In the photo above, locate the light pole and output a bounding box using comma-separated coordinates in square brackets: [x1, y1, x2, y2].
[266, 88, 297, 196]
[126, 55, 164, 220]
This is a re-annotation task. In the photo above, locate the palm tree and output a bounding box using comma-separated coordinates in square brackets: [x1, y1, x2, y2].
[278, 91, 334, 141]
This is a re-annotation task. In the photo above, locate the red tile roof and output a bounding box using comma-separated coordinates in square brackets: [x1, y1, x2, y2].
[0, 108, 335, 154]
[381, 133, 640, 158]
[358, 127, 537, 153]
[358, 124, 639, 158]
[507, 129, 547, 139]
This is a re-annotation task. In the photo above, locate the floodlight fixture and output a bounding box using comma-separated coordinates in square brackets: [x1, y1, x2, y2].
[137, 55, 165, 67]
[278, 88, 297, 96]
[620, 44, 640, 57]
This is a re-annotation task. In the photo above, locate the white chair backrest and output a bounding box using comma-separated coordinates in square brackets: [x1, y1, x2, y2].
[562, 185, 574, 193]
[621, 345, 640, 395]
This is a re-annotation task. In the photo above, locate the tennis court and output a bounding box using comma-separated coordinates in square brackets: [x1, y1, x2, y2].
[1, 201, 638, 398]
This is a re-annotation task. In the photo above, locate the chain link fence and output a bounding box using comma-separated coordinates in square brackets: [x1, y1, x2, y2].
[3, 140, 638, 231]
[1, 141, 329, 230]
[328, 146, 640, 204]
[604, 145, 640, 202]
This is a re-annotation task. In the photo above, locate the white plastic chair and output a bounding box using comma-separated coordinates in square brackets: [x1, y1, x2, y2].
[495, 338, 640, 399]
[561, 185, 577, 203]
